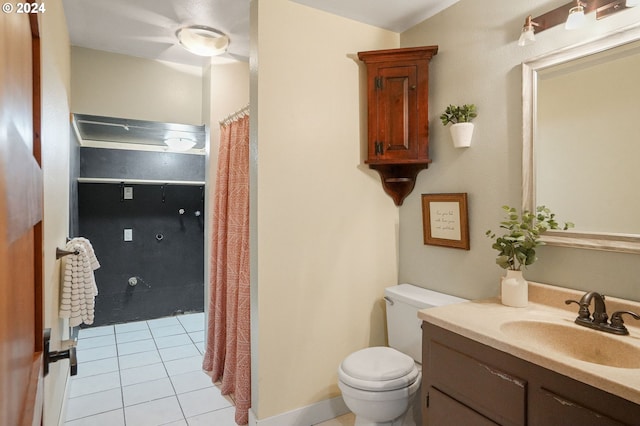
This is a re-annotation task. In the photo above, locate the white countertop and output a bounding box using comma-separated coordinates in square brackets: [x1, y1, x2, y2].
[418, 282, 640, 405]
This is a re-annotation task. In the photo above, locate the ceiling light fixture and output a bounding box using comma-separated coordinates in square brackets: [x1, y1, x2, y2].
[518, 15, 539, 46]
[176, 25, 229, 57]
[165, 138, 196, 152]
[565, 0, 587, 29]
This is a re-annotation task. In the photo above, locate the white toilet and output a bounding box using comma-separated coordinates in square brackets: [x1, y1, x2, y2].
[338, 284, 466, 426]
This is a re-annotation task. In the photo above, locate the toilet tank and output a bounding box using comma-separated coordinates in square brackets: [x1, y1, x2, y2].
[385, 283, 466, 363]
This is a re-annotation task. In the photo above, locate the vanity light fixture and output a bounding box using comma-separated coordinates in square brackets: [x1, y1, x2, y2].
[565, 0, 587, 29]
[176, 25, 229, 57]
[164, 138, 196, 152]
[518, 0, 636, 45]
[518, 16, 539, 46]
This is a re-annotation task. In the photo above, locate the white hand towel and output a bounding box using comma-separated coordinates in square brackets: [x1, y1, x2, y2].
[59, 239, 100, 326]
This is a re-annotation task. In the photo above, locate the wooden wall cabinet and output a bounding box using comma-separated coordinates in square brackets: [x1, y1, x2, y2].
[358, 46, 438, 206]
[422, 322, 640, 425]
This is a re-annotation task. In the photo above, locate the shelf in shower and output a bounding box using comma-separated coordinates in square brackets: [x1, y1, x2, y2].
[77, 178, 206, 186]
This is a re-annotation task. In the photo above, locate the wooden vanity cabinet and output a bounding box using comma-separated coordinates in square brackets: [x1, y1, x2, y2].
[422, 322, 640, 426]
[357, 46, 438, 206]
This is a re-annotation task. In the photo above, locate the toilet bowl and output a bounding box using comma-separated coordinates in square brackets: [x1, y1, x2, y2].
[338, 347, 421, 425]
[338, 284, 467, 425]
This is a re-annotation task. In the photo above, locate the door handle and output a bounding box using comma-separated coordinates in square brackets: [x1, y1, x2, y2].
[43, 328, 77, 377]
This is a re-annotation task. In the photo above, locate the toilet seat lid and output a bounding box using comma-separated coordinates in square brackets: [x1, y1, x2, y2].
[339, 347, 418, 391]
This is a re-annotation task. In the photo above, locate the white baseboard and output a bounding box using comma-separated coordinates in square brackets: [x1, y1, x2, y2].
[248, 396, 349, 426]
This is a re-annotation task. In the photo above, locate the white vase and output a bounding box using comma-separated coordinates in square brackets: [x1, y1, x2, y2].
[501, 270, 528, 307]
[449, 122, 474, 148]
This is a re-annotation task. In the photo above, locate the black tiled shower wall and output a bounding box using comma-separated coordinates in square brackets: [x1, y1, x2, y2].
[76, 147, 206, 326]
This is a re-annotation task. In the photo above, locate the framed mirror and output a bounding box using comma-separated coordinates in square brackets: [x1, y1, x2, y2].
[523, 23, 640, 254]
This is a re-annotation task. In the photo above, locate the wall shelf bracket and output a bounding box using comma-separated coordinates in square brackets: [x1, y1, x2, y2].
[368, 163, 429, 206]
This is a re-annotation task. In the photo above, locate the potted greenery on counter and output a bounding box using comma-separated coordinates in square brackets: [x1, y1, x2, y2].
[440, 104, 477, 148]
[486, 205, 574, 307]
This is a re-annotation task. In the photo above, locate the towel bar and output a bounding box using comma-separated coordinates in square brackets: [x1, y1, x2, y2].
[56, 247, 79, 259]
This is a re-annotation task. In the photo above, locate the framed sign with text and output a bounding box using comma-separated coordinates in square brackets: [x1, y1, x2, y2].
[421, 193, 469, 250]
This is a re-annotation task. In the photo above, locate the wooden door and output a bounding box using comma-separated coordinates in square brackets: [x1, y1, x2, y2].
[0, 8, 44, 426]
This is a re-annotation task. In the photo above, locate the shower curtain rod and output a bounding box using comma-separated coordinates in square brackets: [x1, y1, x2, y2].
[219, 104, 249, 127]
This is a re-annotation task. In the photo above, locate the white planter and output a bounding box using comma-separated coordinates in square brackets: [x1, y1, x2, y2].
[501, 270, 528, 307]
[449, 122, 474, 148]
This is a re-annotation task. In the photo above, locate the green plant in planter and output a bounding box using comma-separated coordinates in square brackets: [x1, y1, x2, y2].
[440, 104, 477, 126]
[485, 205, 574, 271]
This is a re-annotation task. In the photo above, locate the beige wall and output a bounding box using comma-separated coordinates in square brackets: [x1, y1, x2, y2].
[70, 47, 204, 125]
[39, 2, 72, 425]
[399, 0, 640, 301]
[208, 62, 250, 160]
[252, 0, 399, 419]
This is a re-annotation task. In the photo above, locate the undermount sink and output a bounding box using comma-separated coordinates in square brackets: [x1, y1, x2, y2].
[500, 320, 640, 369]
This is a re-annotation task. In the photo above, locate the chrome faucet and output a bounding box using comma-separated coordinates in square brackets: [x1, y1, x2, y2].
[566, 291, 640, 335]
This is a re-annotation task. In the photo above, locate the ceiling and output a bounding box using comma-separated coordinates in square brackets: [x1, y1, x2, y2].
[291, 0, 459, 33]
[62, 0, 459, 67]
[63, 0, 458, 151]
[62, 0, 250, 67]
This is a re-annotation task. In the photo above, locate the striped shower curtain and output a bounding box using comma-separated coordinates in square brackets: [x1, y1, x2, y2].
[203, 111, 250, 425]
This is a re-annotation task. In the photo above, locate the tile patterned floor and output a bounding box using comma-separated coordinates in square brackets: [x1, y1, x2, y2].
[64, 312, 354, 426]
[63, 313, 237, 426]
[314, 413, 355, 425]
